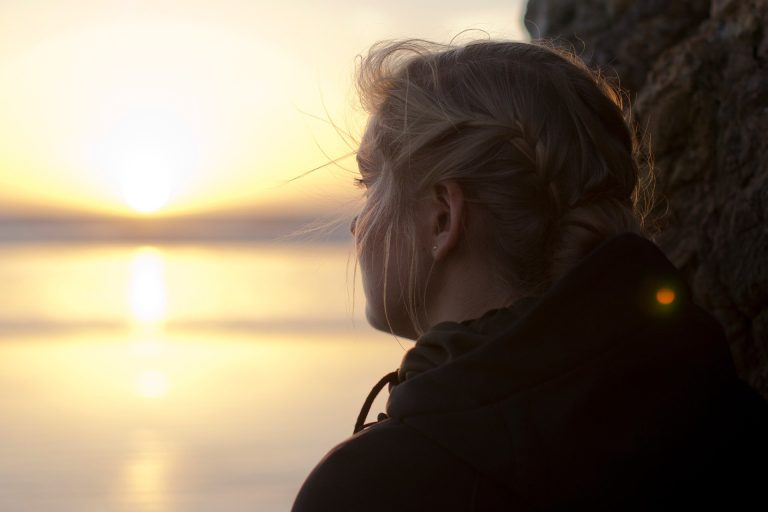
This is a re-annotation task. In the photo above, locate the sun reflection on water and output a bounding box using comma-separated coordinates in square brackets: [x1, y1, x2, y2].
[128, 247, 172, 401]
[122, 430, 171, 512]
[135, 369, 170, 399]
[129, 247, 168, 326]
[133, 338, 167, 358]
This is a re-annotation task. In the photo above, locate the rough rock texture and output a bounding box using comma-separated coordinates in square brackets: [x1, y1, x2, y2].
[525, 0, 768, 397]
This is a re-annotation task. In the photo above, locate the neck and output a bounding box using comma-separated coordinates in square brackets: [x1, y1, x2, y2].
[423, 251, 519, 330]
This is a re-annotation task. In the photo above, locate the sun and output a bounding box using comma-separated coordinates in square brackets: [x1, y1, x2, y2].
[93, 108, 198, 215]
[120, 159, 174, 213]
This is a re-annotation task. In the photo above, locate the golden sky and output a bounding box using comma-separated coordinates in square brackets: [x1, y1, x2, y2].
[0, 0, 528, 218]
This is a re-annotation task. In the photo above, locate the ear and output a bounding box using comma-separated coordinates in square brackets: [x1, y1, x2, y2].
[429, 180, 464, 262]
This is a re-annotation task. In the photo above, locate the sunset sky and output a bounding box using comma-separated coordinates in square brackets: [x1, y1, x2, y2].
[0, 0, 528, 218]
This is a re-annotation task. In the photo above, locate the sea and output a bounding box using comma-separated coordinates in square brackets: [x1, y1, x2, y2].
[0, 241, 406, 511]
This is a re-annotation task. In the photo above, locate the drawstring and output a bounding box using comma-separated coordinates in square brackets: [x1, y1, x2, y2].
[353, 370, 400, 434]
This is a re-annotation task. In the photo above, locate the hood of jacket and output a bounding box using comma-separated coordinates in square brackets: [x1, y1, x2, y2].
[383, 232, 745, 508]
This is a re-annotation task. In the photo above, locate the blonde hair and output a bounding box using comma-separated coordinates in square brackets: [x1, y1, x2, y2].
[353, 38, 657, 336]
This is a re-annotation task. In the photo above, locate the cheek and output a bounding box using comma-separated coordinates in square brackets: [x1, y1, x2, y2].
[358, 227, 425, 338]
[353, 218, 386, 317]
[358, 242, 387, 331]
[354, 196, 382, 266]
[356, 227, 384, 303]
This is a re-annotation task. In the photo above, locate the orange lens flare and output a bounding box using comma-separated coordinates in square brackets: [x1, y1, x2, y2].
[656, 287, 676, 305]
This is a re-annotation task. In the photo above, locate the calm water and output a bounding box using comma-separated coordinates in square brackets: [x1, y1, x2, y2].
[0, 243, 405, 512]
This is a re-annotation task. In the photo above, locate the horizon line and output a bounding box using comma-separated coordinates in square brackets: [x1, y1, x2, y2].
[0, 214, 352, 244]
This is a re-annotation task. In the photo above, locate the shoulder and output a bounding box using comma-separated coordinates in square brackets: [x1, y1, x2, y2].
[292, 419, 481, 512]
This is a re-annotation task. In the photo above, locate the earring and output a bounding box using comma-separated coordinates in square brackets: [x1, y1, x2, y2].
[432, 245, 438, 252]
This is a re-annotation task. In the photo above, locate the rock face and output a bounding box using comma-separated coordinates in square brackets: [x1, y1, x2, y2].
[525, 0, 768, 397]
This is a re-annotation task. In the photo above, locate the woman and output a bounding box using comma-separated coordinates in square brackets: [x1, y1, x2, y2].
[292, 39, 768, 511]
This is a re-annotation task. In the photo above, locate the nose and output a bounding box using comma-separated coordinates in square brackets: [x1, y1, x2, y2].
[350, 216, 358, 236]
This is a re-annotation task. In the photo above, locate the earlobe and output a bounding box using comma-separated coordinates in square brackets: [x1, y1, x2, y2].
[431, 180, 464, 261]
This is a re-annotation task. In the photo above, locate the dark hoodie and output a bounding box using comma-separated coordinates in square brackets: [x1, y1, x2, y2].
[292, 233, 768, 511]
